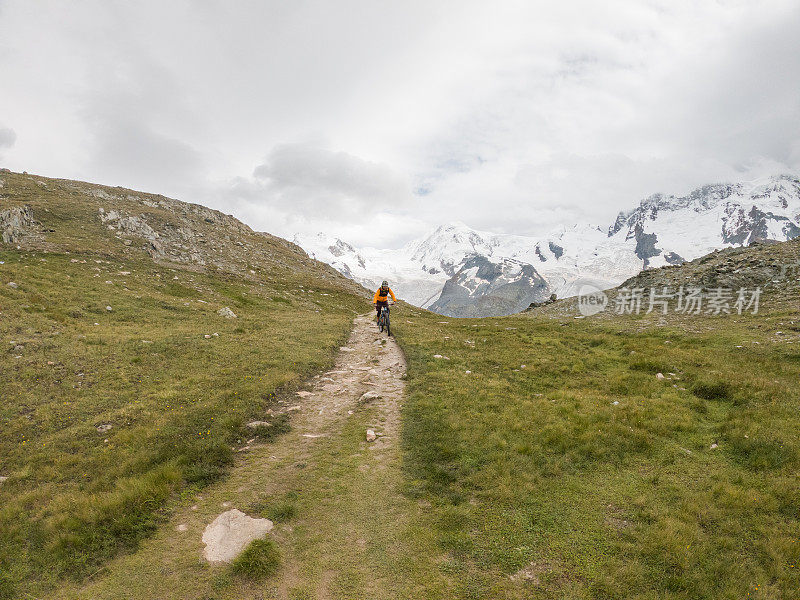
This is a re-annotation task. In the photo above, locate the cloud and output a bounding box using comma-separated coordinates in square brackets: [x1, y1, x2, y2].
[252, 144, 411, 219]
[0, 0, 798, 246]
[0, 126, 15, 159]
[0, 127, 14, 148]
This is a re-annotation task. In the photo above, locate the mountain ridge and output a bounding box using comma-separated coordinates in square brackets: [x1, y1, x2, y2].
[294, 174, 800, 316]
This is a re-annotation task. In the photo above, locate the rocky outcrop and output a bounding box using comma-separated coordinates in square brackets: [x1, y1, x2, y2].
[525, 293, 558, 311]
[429, 255, 550, 317]
[1, 204, 39, 245]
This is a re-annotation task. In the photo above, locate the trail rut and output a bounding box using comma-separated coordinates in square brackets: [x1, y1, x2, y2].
[63, 314, 446, 600]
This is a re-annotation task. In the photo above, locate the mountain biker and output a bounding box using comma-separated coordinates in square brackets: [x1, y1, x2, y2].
[373, 280, 396, 321]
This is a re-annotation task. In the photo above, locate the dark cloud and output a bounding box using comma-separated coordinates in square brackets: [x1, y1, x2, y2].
[0, 127, 14, 148]
[0, 126, 14, 161]
[252, 144, 409, 219]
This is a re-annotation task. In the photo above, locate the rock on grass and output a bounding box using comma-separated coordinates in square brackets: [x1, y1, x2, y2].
[217, 306, 237, 319]
[202, 509, 274, 564]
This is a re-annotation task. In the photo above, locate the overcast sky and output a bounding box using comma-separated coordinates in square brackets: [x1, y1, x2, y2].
[1, 0, 799, 247]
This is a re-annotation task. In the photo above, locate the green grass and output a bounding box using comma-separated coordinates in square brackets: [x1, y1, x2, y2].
[0, 249, 363, 598]
[230, 538, 281, 579]
[394, 307, 800, 598]
[4, 171, 800, 598]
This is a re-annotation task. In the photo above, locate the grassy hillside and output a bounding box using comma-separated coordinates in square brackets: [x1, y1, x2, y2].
[395, 244, 800, 598]
[3, 169, 800, 599]
[0, 171, 367, 598]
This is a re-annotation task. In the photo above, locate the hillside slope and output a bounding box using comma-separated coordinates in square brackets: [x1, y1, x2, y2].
[0, 170, 368, 598]
[393, 238, 800, 598]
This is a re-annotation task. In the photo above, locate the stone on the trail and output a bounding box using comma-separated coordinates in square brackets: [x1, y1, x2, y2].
[366, 429, 377, 442]
[340, 346, 355, 352]
[296, 390, 313, 398]
[656, 373, 666, 380]
[217, 306, 237, 319]
[7, 282, 18, 289]
[201, 509, 273, 563]
[246, 421, 271, 428]
[176, 523, 188, 532]
[96, 423, 113, 433]
[359, 391, 382, 403]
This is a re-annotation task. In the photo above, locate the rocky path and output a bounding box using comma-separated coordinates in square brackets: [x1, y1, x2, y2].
[62, 315, 446, 600]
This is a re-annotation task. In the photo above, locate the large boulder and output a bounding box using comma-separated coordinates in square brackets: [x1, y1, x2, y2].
[201, 509, 274, 563]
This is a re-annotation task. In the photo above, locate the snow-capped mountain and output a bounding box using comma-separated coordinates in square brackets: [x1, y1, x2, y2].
[294, 174, 800, 317]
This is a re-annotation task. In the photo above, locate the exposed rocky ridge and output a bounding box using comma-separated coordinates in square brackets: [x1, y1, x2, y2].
[429, 255, 550, 317]
[0, 170, 367, 297]
[0, 204, 41, 245]
[618, 238, 800, 295]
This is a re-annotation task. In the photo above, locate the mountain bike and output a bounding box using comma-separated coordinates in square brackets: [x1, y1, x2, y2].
[378, 304, 392, 336]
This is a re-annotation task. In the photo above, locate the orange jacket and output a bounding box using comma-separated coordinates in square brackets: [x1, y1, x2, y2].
[373, 287, 396, 303]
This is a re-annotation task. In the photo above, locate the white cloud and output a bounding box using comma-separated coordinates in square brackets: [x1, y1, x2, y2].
[0, 0, 797, 246]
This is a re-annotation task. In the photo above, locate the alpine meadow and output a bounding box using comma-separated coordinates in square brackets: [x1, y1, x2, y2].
[1, 170, 799, 599]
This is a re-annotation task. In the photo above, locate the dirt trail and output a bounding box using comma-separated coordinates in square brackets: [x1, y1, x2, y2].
[288, 312, 406, 442]
[63, 315, 446, 600]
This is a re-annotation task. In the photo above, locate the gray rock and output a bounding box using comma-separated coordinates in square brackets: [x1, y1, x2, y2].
[366, 429, 377, 442]
[246, 421, 271, 428]
[359, 391, 382, 403]
[7, 281, 18, 289]
[96, 423, 113, 433]
[217, 306, 237, 319]
[202, 509, 273, 563]
[1, 205, 38, 245]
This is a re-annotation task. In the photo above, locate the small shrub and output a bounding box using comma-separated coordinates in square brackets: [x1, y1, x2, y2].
[266, 501, 296, 523]
[628, 358, 672, 374]
[691, 381, 731, 401]
[230, 538, 280, 579]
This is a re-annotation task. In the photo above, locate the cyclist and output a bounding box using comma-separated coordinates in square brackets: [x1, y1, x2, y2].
[373, 280, 396, 322]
